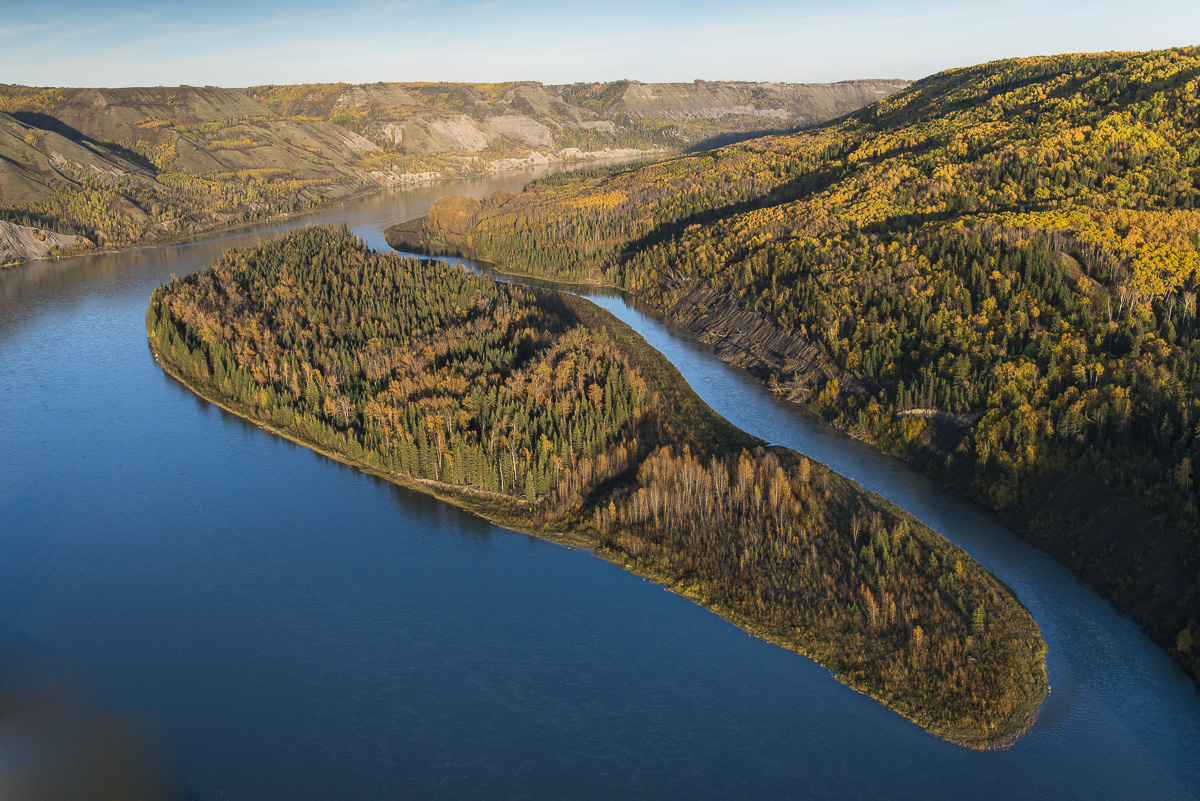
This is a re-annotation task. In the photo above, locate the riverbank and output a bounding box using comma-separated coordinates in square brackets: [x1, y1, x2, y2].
[4, 149, 664, 271]
[1, 181, 382, 271]
[147, 237, 1046, 750]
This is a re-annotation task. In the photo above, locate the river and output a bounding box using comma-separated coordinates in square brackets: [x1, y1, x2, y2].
[1, 167, 1198, 800]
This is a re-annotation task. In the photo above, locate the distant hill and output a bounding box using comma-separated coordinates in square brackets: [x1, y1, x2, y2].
[0, 79, 905, 264]
[384, 47, 1200, 685]
[244, 79, 907, 160]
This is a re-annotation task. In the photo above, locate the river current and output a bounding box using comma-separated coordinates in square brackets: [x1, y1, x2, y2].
[1, 167, 1198, 800]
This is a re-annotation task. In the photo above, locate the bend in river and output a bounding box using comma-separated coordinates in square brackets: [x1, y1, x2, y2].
[1, 166, 1198, 800]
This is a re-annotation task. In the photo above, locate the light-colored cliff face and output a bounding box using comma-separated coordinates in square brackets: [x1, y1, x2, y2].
[484, 114, 555, 148]
[0, 220, 90, 265]
[243, 78, 911, 159]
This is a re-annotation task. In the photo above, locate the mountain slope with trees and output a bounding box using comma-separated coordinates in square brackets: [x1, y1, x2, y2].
[0, 80, 904, 265]
[384, 47, 1200, 684]
[148, 225, 1046, 748]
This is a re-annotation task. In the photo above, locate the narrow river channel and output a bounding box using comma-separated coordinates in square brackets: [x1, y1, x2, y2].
[1, 167, 1197, 800]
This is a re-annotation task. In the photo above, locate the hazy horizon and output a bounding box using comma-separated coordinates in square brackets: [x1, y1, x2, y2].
[3, 0, 1199, 88]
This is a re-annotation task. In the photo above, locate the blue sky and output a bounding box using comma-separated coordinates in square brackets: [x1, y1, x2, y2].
[3, 0, 1198, 87]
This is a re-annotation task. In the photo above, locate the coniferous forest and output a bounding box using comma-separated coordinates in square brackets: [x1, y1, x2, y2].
[385, 47, 1200, 684]
[148, 225, 1046, 748]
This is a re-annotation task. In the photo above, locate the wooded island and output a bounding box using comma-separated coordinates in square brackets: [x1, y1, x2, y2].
[147, 225, 1046, 748]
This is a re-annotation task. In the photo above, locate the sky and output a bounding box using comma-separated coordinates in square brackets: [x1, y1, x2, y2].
[3, 0, 1199, 87]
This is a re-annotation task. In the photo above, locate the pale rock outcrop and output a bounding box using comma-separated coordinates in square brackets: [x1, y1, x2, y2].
[484, 114, 554, 148]
[0, 220, 90, 264]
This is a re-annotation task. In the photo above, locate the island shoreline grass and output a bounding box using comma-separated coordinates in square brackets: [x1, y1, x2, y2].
[148, 281, 1045, 750]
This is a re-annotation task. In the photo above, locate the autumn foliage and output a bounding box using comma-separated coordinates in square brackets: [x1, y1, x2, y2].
[149, 226, 1046, 747]
[389, 48, 1200, 683]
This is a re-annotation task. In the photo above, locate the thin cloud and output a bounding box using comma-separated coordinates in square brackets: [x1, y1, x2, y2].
[0, 24, 43, 39]
[6, 0, 1199, 87]
[356, 0, 441, 17]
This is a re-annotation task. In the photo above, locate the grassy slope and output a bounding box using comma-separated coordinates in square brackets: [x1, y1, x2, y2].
[0, 86, 377, 249]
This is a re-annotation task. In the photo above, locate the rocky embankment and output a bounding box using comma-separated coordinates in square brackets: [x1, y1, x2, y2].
[663, 278, 875, 401]
[0, 220, 90, 266]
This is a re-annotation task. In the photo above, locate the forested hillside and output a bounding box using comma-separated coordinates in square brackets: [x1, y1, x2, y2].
[0, 80, 904, 265]
[148, 226, 1046, 748]
[0, 85, 376, 254]
[384, 47, 1200, 683]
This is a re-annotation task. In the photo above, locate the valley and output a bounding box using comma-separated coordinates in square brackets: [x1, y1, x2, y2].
[0, 79, 905, 265]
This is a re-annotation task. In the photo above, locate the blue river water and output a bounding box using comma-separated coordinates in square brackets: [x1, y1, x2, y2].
[1, 168, 1198, 800]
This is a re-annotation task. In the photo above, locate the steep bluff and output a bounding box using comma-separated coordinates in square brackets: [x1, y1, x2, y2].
[663, 277, 876, 401]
